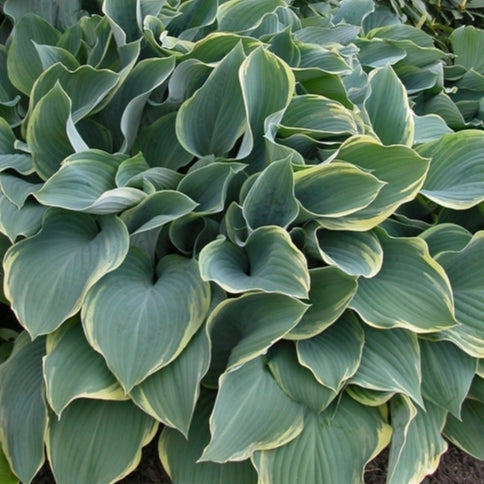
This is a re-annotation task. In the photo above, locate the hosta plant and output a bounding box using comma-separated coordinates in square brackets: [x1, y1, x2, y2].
[0, 0, 483, 483]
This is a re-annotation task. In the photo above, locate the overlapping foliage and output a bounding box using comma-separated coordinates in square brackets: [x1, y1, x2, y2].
[0, 1, 483, 483]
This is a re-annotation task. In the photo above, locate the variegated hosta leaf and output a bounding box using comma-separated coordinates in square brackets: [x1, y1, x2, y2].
[29, 63, 119, 123]
[82, 249, 211, 391]
[178, 161, 246, 214]
[419, 223, 472, 258]
[26, 83, 75, 180]
[216, 0, 286, 33]
[169, 214, 220, 256]
[102, 56, 176, 151]
[0, 333, 47, 484]
[238, 46, 295, 170]
[3, 210, 129, 338]
[6, 13, 60, 95]
[413, 113, 453, 144]
[434, 232, 484, 357]
[349, 325, 423, 407]
[130, 329, 211, 437]
[294, 162, 384, 220]
[120, 190, 197, 234]
[419, 339, 477, 418]
[323, 136, 429, 230]
[350, 230, 457, 332]
[199, 226, 310, 298]
[0, 194, 47, 243]
[364, 64, 414, 146]
[417, 130, 484, 209]
[176, 43, 247, 158]
[43, 319, 127, 417]
[278, 94, 358, 139]
[253, 395, 392, 484]
[204, 292, 308, 386]
[200, 357, 304, 463]
[297, 311, 364, 392]
[159, 391, 258, 484]
[444, 398, 484, 460]
[346, 386, 394, 407]
[449, 25, 484, 74]
[387, 396, 448, 484]
[309, 227, 383, 278]
[286, 267, 357, 339]
[268, 341, 337, 412]
[47, 399, 158, 484]
[34, 150, 146, 214]
[242, 157, 299, 230]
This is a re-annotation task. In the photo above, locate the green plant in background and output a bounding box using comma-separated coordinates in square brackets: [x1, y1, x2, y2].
[0, 0, 483, 483]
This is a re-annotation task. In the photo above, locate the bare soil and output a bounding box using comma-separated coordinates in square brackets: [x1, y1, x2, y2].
[32, 430, 484, 484]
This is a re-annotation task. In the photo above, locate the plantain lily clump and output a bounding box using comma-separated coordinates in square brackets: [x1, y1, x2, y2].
[0, 0, 483, 483]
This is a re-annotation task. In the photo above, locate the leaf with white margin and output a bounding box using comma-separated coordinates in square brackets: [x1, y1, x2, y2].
[286, 267, 358, 339]
[199, 226, 309, 298]
[159, 391, 258, 484]
[419, 223, 472, 258]
[322, 136, 429, 230]
[0, 333, 47, 484]
[242, 157, 299, 230]
[419, 339, 477, 418]
[365, 64, 414, 146]
[433, 232, 484, 357]
[204, 292, 308, 386]
[294, 162, 385, 220]
[43, 319, 127, 417]
[0, 195, 47, 243]
[444, 399, 484, 460]
[130, 329, 210, 437]
[200, 357, 304, 463]
[413, 113, 453, 144]
[268, 341, 337, 413]
[417, 130, 484, 209]
[176, 42, 247, 158]
[346, 386, 394, 407]
[3, 209, 129, 338]
[297, 311, 364, 392]
[217, 0, 286, 33]
[6, 13, 60, 95]
[253, 395, 391, 484]
[29, 63, 119, 122]
[349, 325, 423, 407]
[46, 399, 157, 484]
[350, 230, 456, 332]
[26, 83, 75, 180]
[238, 46, 295, 171]
[311, 228, 383, 278]
[387, 396, 447, 484]
[82, 249, 211, 391]
[120, 190, 197, 235]
[34, 150, 146, 214]
[279, 94, 358, 139]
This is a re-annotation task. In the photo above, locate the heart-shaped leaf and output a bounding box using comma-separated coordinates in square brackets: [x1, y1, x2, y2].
[82, 249, 211, 391]
[4, 210, 129, 338]
[199, 226, 310, 298]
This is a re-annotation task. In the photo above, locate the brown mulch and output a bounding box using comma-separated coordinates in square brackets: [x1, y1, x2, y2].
[31, 430, 484, 484]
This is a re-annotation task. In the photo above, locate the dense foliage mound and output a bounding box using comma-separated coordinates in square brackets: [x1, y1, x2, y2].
[0, 1, 483, 483]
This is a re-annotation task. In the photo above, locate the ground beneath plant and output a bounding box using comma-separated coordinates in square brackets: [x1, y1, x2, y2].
[32, 429, 484, 484]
